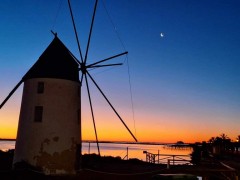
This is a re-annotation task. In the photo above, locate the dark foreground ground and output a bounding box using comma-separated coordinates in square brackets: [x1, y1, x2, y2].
[0, 150, 239, 180]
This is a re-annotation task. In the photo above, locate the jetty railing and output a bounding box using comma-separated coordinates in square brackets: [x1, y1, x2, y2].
[143, 151, 192, 166]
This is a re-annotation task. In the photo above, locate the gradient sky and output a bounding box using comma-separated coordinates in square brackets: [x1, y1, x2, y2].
[0, 0, 239, 143]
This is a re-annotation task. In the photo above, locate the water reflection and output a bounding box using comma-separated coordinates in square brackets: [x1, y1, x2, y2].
[0, 141, 192, 163]
[83, 142, 192, 161]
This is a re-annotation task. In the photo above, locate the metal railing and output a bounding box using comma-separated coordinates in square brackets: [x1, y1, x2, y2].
[143, 151, 192, 165]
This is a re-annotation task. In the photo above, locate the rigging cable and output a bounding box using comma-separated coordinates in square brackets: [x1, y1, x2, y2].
[125, 55, 137, 138]
[101, 0, 126, 52]
[101, 0, 137, 138]
[51, 0, 63, 31]
[102, 0, 137, 138]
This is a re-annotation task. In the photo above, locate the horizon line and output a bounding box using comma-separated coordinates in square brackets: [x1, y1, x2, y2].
[0, 138, 194, 145]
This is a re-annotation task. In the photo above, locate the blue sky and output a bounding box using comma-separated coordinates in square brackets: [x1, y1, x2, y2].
[0, 0, 239, 142]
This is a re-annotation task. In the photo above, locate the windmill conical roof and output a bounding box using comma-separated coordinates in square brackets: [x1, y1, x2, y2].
[23, 36, 79, 82]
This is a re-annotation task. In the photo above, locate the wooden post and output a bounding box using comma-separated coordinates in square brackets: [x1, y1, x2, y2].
[167, 159, 170, 169]
[127, 147, 129, 160]
[158, 150, 160, 164]
[88, 142, 90, 154]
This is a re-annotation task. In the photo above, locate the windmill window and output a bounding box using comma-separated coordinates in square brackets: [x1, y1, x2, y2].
[37, 82, 44, 94]
[34, 106, 43, 122]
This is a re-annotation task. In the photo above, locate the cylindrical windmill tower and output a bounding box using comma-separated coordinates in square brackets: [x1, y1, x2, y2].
[13, 36, 81, 175]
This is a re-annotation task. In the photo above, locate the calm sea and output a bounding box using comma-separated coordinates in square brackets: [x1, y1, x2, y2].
[0, 141, 192, 163]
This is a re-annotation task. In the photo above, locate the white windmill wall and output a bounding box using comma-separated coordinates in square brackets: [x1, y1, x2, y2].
[13, 78, 80, 175]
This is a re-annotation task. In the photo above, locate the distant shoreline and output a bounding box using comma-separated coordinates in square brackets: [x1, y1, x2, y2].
[0, 138, 15, 141]
[0, 139, 193, 146]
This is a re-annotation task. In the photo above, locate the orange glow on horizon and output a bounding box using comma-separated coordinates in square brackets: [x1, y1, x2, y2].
[0, 105, 239, 143]
[0, 126, 17, 139]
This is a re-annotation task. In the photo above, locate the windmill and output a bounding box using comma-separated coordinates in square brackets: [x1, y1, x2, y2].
[0, 0, 137, 175]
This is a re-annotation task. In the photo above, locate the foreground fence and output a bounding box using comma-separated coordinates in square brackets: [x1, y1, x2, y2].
[143, 150, 192, 166]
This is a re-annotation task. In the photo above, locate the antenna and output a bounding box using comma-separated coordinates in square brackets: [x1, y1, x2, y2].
[51, 30, 58, 37]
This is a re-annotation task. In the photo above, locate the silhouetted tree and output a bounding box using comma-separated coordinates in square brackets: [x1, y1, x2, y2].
[210, 133, 232, 153]
[190, 143, 203, 165]
[214, 137, 223, 145]
[220, 133, 229, 140]
[201, 141, 209, 158]
[208, 137, 216, 144]
[236, 135, 240, 152]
